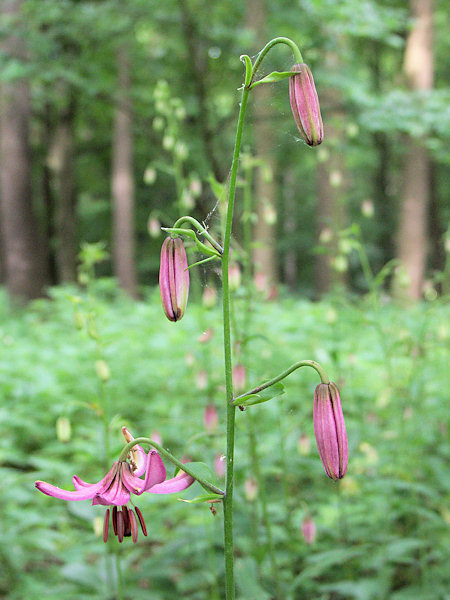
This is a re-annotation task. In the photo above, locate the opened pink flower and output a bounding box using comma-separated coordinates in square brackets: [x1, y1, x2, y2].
[35, 433, 194, 543]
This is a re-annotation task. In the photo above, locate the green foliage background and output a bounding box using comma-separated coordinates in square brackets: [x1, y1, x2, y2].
[0, 283, 448, 599]
[0, 0, 449, 598]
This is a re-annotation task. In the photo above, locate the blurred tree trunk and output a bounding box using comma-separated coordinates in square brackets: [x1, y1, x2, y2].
[111, 46, 138, 299]
[395, 0, 434, 300]
[282, 168, 298, 290]
[0, 0, 48, 301]
[42, 103, 58, 285]
[314, 62, 348, 296]
[48, 95, 77, 283]
[246, 0, 278, 286]
[178, 0, 223, 182]
[371, 42, 393, 267]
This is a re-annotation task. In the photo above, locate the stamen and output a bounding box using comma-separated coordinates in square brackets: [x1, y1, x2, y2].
[134, 506, 147, 536]
[129, 509, 138, 543]
[122, 506, 131, 537]
[103, 508, 110, 543]
[112, 506, 118, 536]
[117, 510, 124, 543]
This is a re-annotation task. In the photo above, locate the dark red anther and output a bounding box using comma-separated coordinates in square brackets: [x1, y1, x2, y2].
[112, 506, 118, 536]
[129, 509, 138, 543]
[134, 506, 147, 536]
[103, 508, 110, 543]
[122, 506, 132, 537]
[117, 510, 124, 543]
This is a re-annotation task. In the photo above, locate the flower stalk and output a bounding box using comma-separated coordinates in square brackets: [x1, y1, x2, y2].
[233, 359, 330, 405]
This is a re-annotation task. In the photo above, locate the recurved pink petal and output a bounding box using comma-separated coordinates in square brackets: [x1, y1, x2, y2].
[35, 480, 102, 501]
[147, 469, 195, 494]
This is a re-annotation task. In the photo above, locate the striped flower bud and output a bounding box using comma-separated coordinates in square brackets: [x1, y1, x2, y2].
[159, 237, 190, 322]
[313, 382, 348, 480]
[289, 63, 324, 147]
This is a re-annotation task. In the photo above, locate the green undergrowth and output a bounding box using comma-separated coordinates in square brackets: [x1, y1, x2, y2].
[0, 283, 448, 599]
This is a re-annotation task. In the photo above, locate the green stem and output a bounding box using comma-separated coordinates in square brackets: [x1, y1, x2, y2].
[173, 215, 224, 254]
[118, 437, 224, 496]
[222, 84, 250, 600]
[234, 360, 330, 403]
[251, 37, 303, 83]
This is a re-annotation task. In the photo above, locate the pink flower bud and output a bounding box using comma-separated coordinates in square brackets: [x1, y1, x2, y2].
[301, 516, 316, 545]
[204, 404, 218, 432]
[228, 263, 241, 291]
[297, 433, 311, 456]
[232, 364, 246, 394]
[214, 453, 226, 478]
[196, 370, 208, 391]
[313, 382, 348, 480]
[197, 328, 213, 344]
[244, 477, 258, 502]
[202, 286, 217, 309]
[289, 63, 324, 147]
[150, 430, 162, 446]
[159, 237, 189, 322]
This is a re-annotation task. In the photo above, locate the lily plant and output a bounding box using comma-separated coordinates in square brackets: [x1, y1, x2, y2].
[35, 37, 348, 600]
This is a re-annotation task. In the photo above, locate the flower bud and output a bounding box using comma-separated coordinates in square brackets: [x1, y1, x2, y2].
[197, 328, 213, 343]
[204, 404, 218, 432]
[147, 217, 161, 238]
[313, 382, 348, 480]
[56, 416, 71, 443]
[196, 370, 208, 391]
[289, 63, 323, 147]
[228, 263, 241, 292]
[95, 359, 110, 383]
[232, 364, 246, 394]
[297, 433, 311, 455]
[214, 453, 226, 478]
[159, 237, 190, 322]
[244, 477, 258, 502]
[301, 516, 316, 545]
[150, 430, 163, 446]
[202, 286, 217, 309]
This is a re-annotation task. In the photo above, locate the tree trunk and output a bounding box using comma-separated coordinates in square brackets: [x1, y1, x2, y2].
[0, 0, 48, 301]
[395, 0, 434, 300]
[314, 78, 348, 296]
[282, 168, 298, 290]
[178, 0, 223, 182]
[246, 0, 278, 286]
[315, 149, 347, 295]
[48, 95, 77, 282]
[111, 46, 138, 298]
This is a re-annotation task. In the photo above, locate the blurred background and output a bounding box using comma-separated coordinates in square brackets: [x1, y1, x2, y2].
[0, 0, 448, 599]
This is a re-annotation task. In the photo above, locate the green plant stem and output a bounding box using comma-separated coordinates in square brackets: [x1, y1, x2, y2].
[251, 37, 303, 84]
[118, 437, 224, 496]
[222, 84, 250, 600]
[234, 360, 330, 403]
[173, 215, 224, 254]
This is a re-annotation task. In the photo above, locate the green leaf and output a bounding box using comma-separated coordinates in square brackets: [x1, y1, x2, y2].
[235, 382, 285, 406]
[250, 70, 293, 88]
[178, 493, 223, 504]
